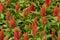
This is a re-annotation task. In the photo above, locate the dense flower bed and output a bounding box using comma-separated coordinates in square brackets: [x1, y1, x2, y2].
[0, 0, 60, 40]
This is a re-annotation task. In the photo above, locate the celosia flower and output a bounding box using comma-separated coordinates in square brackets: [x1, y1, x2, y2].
[24, 32, 29, 40]
[6, 10, 10, 21]
[41, 5, 46, 16]
[45, 0, 51, 6]
[43, 17, 47, 25]
[15, 2, 20, 12]
[30, 2, 35, 11]
[32, 18, 38, 38]
[23, 9, 27, 17]
[43, 36, 47, 40]
[10, 16, 16, 28]
[58, 31, 60, 40]
[5, 0, 11, 3]
[14, 28, 19, 40]
[27, 5, 31, 13]
[40, 31, 45, 36]
[52, 28, 55, 37]
[53, 6, 59, 16]
[0, 29, 4, 40]
[0, 3, 5, 13]
[28, 24, 32, 29]
[34, 18, 37, 24]
[58, 13, 60, 22]
[5, 36, 9, 40]
[19, 32, 22, 38]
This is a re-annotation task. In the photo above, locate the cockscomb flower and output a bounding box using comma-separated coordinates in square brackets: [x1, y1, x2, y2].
[43, 36, 47, 40]
[32, 18, 38, 38]
[0, 29, 4, 40]
[5, 36, 9, 40]
[24, 32, 29, 40]
[10, 16, 16, 28]
[45, 0, 51, 6]
[5, 0, 11, 3]
[51, 28, 55, 37]
[58, 31, 60, 40]
[53, 6, 59, 16]
[40, 31, 45, 36]
[30, 2, 35, 11]
[27, 5, 31, 13]
[34, 18, 37, 24]
[43, 17, 47, 25]
[0, 3, 5, 13]
[14, 28, 19, 40]
[6, 10, 10, 21]
[23, 9, 27, 17]
[29, 24, 32, 29]
[19, 32, 22, 38]
[58, 13, 60, 22]
[15, 2, 20, 12]
[41, 5, 46, 16]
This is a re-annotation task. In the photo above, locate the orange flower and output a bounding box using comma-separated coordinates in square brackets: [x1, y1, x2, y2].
[15, 2, 20, 12]
[23, 9, 27, 17]
[41, 5, 46, 16]
[24, 32, 29, 40]
[43, 17, 47, 25]
[58, 13, 60, 22]
[10, 16, 16, 28]
[0, 29, 4, 40]
[0, 3, 5, 13]
[53, 6, 59, 16]
[45, 0, 51, 6]
[52, 28, 55, 37]
[6, 10, 10, 21]
[5, 0, 11, 3]
[58, 31, 60, 40]
[14, 28, 19, 40]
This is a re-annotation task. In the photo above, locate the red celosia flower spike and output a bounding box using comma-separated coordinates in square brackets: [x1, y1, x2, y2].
[45, 0, 51, 6]
[30, 2, 35, 11]
[16, 2, 20, 12]
[14, 28, 19, 40]
[58, 36, 60, 40]
[58, 13, 60, 22]
[10, 16, 16, 28]
[43, 36, 47, 40]
[34, 18, 37, 24]
[43, 17, 47, 25]
[53, 6, 59, 16]
[24, 32, 29, 40]
[40, 31, 45, 36]
[19, 32, 22, 38]
[41, 5, 46, 16]
[6, 10, 10, 21]
[27, 5, 31, 13]
[5, 36, 9, 40]
[52, 28, 55, 37]
[0, 29, 4, 40]
[29, 24, 32, 29]
[0, 3, 5, 13]
[23, 9, 27, 17]
[5, 0, 11, 3]
[32, 18, 38, 38]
